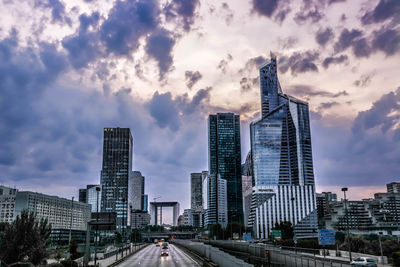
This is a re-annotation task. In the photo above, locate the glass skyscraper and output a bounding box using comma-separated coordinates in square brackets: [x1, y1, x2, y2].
[100, 127, 133, 232]
[207, 113, 243, 225]
[249, 54, 317, 239]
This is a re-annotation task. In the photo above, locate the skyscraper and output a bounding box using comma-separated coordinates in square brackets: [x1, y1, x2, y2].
[207, 113, 243, 225]
[249, 54, 317, 239]
[100, 127, 133, 231]
[130, 171, 144, 211]
[191, 172, 203, 227]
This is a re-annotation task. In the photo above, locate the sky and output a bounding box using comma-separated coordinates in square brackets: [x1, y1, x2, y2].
[0, 0, 399, 224]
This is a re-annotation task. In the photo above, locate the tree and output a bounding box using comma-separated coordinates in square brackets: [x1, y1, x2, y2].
[224, 223, 245, 240]
[69, 238, 79, 260]
[208, 224, 224, 240]
[272, 221, 294, 241]
[130, 230, 142, 243]
[114, 232, 122, 245]
[0, 210, 52, 265]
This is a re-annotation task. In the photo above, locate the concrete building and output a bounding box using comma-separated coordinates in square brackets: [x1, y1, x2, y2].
[130, 210, 150, 229]
[191, 172, 204, 227]
[150, 201, 180, 226]
[387, 182, 400, 193]
[316, 192, 337, 228]
[208, 113, 243, 226]
[14, 191, 91, 231]
[323, 192, 400, 236]
[181, 209, 193, 226]
[0, 185, 18, 223]
[248, 54, 317, 239]
[100, 127, 133, 232]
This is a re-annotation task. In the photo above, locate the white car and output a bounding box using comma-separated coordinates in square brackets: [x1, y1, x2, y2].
[160, 246, 169, 256]
[350, 257, 377, 266]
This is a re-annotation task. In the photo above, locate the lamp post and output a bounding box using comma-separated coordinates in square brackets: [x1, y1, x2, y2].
[341, 187, 352, 262]
[94, 186, 101, 266]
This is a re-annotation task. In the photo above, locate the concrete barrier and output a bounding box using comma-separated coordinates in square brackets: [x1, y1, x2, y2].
[173, 240, 253, 267]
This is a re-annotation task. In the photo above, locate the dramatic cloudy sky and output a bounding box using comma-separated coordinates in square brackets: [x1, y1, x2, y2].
[0, 0, 399, 223]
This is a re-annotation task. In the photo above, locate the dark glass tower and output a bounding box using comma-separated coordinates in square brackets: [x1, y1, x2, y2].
[208, 113, 243, 225]
[100, 128, 133, 232]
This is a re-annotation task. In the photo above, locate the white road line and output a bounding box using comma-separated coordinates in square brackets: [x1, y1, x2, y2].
[173, 244, 201, 267]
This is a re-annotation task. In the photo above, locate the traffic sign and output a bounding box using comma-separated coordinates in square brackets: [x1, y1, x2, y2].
[271, 230, 282, 240]
[318, 229, 335, 245]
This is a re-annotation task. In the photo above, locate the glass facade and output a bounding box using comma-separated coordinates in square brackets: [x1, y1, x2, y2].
[208, 113, 243, 225]
[251, 57, 314, 187]
[100, 128, 132, 232]
[130, 171, 144, 211]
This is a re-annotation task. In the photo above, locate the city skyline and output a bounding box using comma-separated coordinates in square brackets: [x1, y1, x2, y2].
[0, 0, 399, 224]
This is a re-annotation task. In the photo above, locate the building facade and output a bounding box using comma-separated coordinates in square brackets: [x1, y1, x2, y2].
[324, 192, 400, 236]
[100, 127, 133, 231]
[130, 210, 150, 229]
[316, 192, 337, 228]
[191, 172, 203, 227]
[87, 185, 101, 213]
[203, 173, 228, 227]
[249, 54, 317, 239]
[13, 191, 91, 231]
[208, 113, 243, 226]
[130, 171, 144, 211]
[387, 182, 400, 193]
[0, 186, 18, 223]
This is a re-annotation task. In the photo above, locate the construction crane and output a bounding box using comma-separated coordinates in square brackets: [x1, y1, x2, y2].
[153, 196, 162, 225]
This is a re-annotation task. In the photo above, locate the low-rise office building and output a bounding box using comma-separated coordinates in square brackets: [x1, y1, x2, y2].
[130, 210, 150, 229]
[0, 185, 18, 223]
[14, 191, 91, 231]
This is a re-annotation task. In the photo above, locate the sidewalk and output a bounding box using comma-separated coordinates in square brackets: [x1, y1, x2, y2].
[88, 243, 148, 267]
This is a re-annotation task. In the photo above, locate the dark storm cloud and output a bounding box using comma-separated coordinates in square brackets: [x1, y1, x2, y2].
[99, 0, 160, 56]
[322, 54, 348, 69]
[147, 92, 181, 131]
[315, 27, 334, 46]
[185, 70, 202, 89]
[352, 88, 400, 135]
[62, 12, 101, 69]
[251, 0, 292, 23]
[294, 8, 324, 25]
[371, 26, 400, 56]
[164, 0, 201, 32]
[334, 28, 363, 52]
[352, 38, 372, 58]
[286, 84, 348, 99]
[145, 29, 176, 80]
[279, 50, 319, 76]
[361, 0, 400, 25]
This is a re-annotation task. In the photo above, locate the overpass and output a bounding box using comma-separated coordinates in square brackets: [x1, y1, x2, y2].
[141, 231, 197, 241]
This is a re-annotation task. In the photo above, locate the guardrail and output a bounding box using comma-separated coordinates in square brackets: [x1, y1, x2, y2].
[203, 240, 353, 267]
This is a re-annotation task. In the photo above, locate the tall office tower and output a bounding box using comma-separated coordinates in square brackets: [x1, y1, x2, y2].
[79, 188, 87, 203]
[130, 171, 144, 211]
[78, 185, 101, 212]
[249, 54, 317, 239]
[208, 113, 243, 225]
[100, 128, 133, 232]
[143, 194, 148, 212]
[202, 173, 227, 227]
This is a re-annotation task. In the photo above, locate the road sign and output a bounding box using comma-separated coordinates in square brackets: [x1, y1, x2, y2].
[233, 233, 239, 240]
[271, 230, 282, 240]
[318, 229, 335, 245]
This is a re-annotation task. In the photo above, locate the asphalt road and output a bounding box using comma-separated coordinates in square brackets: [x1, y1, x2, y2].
[116, 243, 201, 267]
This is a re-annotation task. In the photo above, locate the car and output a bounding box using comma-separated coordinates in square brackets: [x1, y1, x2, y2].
[350, 257, 377, 266]
[162, 242, 168, 248]
[160, 246, 169, 256]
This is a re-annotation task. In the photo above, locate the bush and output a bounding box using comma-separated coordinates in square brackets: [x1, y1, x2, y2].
[392, 252, 400, 267]
[60, 259, 78, 267]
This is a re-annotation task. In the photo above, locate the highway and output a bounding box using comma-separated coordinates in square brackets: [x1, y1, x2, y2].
[116, 243, 201, 267]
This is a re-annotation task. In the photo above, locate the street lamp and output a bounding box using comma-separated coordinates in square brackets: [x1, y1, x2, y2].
[94, 187, 101, 266]
[341, 187, 352, 262]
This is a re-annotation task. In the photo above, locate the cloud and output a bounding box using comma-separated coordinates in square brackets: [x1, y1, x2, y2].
[294, 8, 324, 25]
[354, 73, 374, 87]
[361, 0, 400, 25]
[286, 84, 348, 100]
[145, 29, 176, 80]
[278, 36, 298, 49]
[34, 0, 71, 25]
[239, 55, 268, 75]
[371, 26, 400, 56]
[164, 0, 201, 32]
[147, 91, 181, 131]
[251, 0, 292, 23]
[185, 70, 202, 89]
[240, 77, 259, 92]
[221, 2, 234, 25]
[99, 0, 160, 56]
[278, 50, 320, 76]
[217, 53, 233, 74]
[317, 101, 340, 111]
[315, 27, 334, 46]
[322, 54, 348, 69]
[334, 28, 363, 52]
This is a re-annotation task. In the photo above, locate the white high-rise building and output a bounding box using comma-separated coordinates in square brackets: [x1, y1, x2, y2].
[0, 185, 18, 223]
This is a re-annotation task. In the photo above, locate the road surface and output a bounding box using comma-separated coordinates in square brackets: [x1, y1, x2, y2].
[116, 243, 200, 267]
